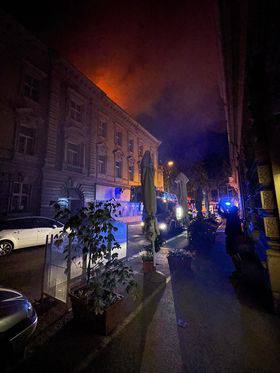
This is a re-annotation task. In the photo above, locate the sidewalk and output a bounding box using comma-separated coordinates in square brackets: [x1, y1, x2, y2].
[16, 232, 280, 373]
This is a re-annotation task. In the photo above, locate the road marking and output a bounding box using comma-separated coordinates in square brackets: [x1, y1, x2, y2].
[165, 231, 188, 244]
[126, 231, 188, 263]
[74, 274, 172, 372]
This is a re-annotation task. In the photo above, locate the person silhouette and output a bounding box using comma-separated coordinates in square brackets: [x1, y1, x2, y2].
[218, 205, 242, 256]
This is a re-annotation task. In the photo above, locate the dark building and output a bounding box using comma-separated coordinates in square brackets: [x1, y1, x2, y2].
[217, 0, 280, 312]
[0, 11, 163, 219]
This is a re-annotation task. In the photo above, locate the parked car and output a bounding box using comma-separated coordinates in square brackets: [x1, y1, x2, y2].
[0, 217, 64, 256]
[0, 287, 37, 368]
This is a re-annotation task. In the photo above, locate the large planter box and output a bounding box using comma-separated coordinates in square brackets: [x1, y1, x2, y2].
[168, 255, 192, 272]
[69, 289, 123, 335]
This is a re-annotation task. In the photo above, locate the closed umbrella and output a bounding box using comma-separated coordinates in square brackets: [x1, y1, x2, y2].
[141, 151, 159, 266]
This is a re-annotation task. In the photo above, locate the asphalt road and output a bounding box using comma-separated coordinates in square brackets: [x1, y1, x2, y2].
[0, 223, 179, 301]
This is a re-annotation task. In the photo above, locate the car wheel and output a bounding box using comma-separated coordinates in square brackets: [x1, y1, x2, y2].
[0, 240, 14, 256]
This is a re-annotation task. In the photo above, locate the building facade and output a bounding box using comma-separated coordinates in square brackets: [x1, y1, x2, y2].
[216, 0, 280, 312]
[0, 11, 163, 219]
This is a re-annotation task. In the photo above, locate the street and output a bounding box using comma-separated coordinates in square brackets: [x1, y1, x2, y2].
[1, 2, 280, 372]
[13, 231, 280, 373]
[2, 223, 280, 373]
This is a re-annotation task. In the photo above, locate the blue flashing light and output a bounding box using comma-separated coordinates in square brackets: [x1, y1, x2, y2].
[225, 202, 231, 206]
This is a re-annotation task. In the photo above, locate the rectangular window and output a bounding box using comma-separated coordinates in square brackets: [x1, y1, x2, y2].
[115, 160, 122, 179]
[98, 154, 107, 174]
[99, 122, 107, 138]
[70, 100, 83, 122]
[17, 126, 35, 155]
[115, 130, 122, 146]
[66, 143, 84, 167]
[23, 74, 40, 102]
[139, 144, 143, 157]
[10, 182, 31, 212]
[129, 164, 134, 181]
[128, 138, 134, 153]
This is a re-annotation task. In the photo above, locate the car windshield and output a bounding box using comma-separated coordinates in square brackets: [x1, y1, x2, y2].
[156, 199, 175, 215]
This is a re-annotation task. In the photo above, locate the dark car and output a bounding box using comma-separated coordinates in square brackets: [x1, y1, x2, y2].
[0, 287, 37, 368]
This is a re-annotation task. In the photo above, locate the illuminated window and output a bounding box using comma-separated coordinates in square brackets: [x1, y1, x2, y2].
[115, 160, 122, 178]
[128, 138, 134, 152]
[98, 154, 107, 174]
[10, 182, 31, 212]
[99, 122, 107, 138]
[115, 130, 122, 146]
[70, 100, 82, 122]
[17, 126, 35, 155]
[66, 143, 84, 167]
[23, 74, 40, 102]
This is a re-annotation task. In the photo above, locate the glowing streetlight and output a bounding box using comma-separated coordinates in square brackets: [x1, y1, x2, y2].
[167, 160, 174, 167]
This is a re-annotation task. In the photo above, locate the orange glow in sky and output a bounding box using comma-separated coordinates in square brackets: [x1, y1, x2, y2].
[95, 79, 125, 108]
[87, 68, 129, 112]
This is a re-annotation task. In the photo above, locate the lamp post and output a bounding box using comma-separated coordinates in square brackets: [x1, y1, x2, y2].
[166, 160, 174, 192]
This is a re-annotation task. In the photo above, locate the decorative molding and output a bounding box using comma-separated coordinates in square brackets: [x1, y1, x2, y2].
[264, 216, 280, 239]
[261, 190, 276, 210]
[257, 165, 272, 185]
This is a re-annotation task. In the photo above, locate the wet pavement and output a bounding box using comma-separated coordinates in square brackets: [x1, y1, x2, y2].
[14, 231, 280, 373]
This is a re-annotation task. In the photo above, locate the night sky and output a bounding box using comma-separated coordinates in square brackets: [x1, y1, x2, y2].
[2, 0, 228, 170]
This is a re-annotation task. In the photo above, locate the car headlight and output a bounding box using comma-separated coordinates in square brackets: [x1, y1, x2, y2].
[140, 221, 145, 227]
[26, 300, 34, 317]
[159, 222, 167, 231]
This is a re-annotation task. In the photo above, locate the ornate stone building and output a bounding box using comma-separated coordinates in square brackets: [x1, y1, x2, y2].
[0, 11, 163, 218]
[216, 0, 280, 311]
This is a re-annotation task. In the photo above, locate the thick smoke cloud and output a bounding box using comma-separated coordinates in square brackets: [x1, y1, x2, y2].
[47, 1, 225, 136]
[3, 0, 226, 163]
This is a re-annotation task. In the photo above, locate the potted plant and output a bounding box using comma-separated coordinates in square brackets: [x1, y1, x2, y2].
[51, 200, 137, 335]
[167, 248, 195, 272]
[140, 248, 155, 273]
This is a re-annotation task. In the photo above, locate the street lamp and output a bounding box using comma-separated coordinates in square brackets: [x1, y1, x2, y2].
[166, 160, 174, 192]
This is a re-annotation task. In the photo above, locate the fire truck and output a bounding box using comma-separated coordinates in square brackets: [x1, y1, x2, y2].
[131, 188, 183, 236]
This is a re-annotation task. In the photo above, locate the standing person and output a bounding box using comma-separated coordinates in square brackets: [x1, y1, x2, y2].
[218, 205, 243, 266]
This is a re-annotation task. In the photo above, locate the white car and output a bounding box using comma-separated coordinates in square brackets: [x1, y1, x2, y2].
[0, 217, 64, 256]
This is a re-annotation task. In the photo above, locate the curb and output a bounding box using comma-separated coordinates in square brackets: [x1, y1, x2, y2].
[74, 274, 171, 372]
